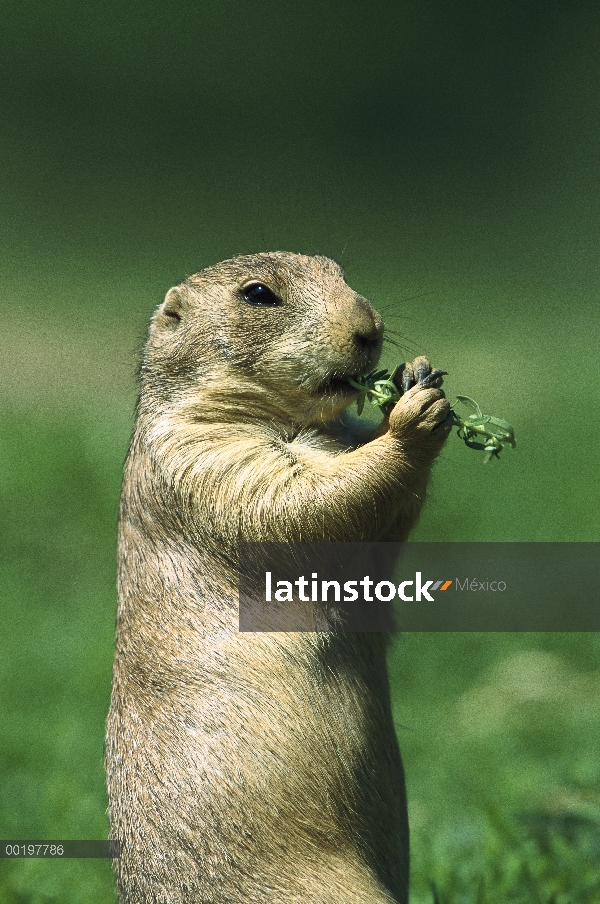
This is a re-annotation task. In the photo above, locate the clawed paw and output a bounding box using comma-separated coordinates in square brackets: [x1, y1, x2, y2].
[393, 357, 447, 393]
[389, 366, 452, 447]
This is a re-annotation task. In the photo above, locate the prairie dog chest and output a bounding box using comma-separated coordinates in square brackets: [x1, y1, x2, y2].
[291, 412, 379, 456]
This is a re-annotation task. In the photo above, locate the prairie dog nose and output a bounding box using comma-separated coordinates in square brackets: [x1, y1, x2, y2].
[352, 294, 384, 352]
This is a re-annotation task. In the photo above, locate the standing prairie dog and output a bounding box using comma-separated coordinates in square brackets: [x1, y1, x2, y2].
[106, 252, 452, 904]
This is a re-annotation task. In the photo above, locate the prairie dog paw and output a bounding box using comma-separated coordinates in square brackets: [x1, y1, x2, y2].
[389, 382, 453, 448]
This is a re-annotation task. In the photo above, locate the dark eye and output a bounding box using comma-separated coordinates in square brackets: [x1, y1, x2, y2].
[242, 282, 282, 306]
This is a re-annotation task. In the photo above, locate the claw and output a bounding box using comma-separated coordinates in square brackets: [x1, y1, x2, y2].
[415, 361, 431, 383]
[418, 369, 448, 387]
[400, 365, 413, 394]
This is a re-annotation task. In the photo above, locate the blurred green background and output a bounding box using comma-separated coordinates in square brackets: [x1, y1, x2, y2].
[1, 1, 599, 901]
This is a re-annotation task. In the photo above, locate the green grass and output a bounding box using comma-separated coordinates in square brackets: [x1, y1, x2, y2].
[1, 256, 598, 901]
[2, 409, 600, 902]
[0, 411, 125, 903]
[390, 634, 600, 903]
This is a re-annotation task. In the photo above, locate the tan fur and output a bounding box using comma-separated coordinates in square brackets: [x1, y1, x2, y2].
[106, 252, 452, 903]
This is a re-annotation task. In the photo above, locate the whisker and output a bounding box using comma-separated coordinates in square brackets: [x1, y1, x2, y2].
[384, 327, 414, 341]
[386, 341, 418, 354]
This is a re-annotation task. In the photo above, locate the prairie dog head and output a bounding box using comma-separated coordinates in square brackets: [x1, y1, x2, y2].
[141, 252, 384, 428]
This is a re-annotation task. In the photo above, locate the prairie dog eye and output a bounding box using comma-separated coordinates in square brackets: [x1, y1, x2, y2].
[242, 282, 282, 306]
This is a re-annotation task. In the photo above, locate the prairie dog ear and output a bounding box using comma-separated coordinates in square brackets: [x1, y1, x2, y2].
[158, 286, 188, 326]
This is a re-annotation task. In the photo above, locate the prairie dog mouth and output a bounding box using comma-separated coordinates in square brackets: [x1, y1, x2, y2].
[317, 374, 360, 395]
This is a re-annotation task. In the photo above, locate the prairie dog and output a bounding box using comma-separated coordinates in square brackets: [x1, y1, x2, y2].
[106, 252, 452, 903]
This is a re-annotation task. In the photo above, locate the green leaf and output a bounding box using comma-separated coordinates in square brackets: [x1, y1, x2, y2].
[486, 415, 514, 432]
[454, 396, 484, 418]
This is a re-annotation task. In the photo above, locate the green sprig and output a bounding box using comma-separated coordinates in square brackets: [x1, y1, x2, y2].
[350, 369, 516, 463]
[451, 395, 516, 463]
[348, 366, 402, 416]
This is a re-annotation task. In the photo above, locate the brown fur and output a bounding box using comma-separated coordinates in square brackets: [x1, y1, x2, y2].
[106, 252, 452, 903]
